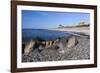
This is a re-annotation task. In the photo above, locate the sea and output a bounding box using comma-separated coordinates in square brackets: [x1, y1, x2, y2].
[22, 29, 72, 43]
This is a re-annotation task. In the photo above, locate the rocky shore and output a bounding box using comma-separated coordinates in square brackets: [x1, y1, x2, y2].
[22, 36, 90, 62]
[22, 26, 90, 62]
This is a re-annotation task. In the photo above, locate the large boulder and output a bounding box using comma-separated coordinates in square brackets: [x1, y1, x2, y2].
[53, 38, 67, 54]
[67, 36, 78, 48]
[53, 36, 78, 54]
[24, 40, 35, 55]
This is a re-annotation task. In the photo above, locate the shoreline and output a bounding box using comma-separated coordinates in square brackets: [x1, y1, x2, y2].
[50, 26, 90, 35]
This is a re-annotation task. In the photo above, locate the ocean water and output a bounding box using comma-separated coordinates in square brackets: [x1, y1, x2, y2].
[22, 29, 72, 43]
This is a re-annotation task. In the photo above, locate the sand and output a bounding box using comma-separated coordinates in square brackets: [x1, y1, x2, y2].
[52, 26, 90, 35]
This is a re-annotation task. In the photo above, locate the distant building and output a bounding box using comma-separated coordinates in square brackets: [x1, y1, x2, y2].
[78, 22, 89, 27]
[79, 22, 85, 25]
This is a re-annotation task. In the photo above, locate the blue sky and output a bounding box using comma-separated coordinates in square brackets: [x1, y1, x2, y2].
[22, 10, 90, 29]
